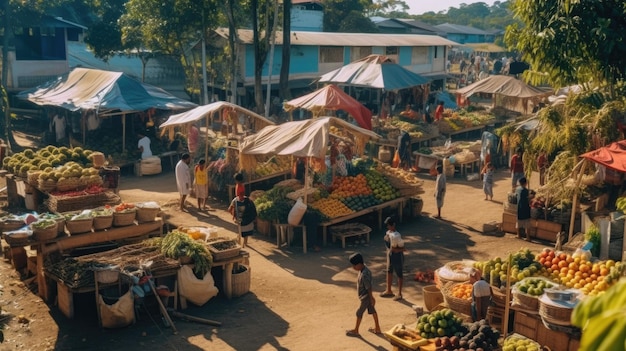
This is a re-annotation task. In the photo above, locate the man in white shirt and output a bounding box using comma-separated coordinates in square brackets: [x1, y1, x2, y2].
[50, 112, 67, 145]
[470, 269, 492, 321]
[175, 153, 192, 211]
[137, 131, 153, 159]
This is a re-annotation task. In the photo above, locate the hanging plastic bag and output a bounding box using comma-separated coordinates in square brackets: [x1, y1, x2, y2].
[392, 150, 400, 168]
[98, 291, 135, 328]
[177, 265, 219, 306]
[288, 197, 307, 226]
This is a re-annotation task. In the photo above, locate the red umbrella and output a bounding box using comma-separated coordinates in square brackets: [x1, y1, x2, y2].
[283, 84, 372, 130]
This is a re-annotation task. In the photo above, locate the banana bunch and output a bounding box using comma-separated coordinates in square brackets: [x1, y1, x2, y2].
[572, 278, 626, 350]
[616, 196, 626, 213]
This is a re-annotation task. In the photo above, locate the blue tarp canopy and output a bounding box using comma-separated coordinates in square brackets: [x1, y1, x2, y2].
[317, 54, 429, 91]
[16, 67, 197, 113]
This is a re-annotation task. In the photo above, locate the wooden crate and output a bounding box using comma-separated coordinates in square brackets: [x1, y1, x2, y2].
[502, 211, 517, 234]
[10, 247, 27, 270]
[57, 281, 74, 318]
[569, 338, 580, 351]
[536, 323, 571, 351]
[536, 219, 562, 232]
[513, 310, 539, 340]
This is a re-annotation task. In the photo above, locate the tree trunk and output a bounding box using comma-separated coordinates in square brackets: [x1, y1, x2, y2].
[279, 0, 292, 101]
[225, 0, 239, 104]
[251, 0, 264, 113]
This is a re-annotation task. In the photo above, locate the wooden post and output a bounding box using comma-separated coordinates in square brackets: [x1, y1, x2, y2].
[569, 160, 587, 241]
[122, 113, 126, 151]
[502, 253, 513, 339]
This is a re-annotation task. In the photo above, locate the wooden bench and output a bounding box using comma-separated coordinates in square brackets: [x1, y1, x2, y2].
[330, 223, 372, 249]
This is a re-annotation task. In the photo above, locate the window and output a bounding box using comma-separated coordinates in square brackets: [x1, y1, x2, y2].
[385, 47, 398, 55]
[350, 46, 372, 62]
[434, 46, 438, 59]
[319, 46, 343, 63]
[411, 47, 428, 65]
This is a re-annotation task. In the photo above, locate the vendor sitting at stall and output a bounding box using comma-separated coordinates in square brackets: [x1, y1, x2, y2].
[400, 104, 420, 120]
[470, 268, 492, 322]
[137, 131, 153, 159]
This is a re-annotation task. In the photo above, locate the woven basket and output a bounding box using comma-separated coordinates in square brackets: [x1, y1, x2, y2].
[178, 256, 193, 265]
[209, 241, 241, 261]
[56, 177, 82, 192]
[54, 217, 66, 234]
[136, 207, 159, 223]
[38, 179, 57, 192]
[93, 268, 120, 284]
[442, 283, 472, 316]
[1, 220, 27, 233]
[539, 298, 574, 326]
[231, 265, 251, 297]
[66, 218, 93, 235]
[423, 285, 444, 312]
[491, 287, 510, 308]
[93, 215, 113, 231]
[33, 225, 58, 241]
[512, 290, 539, 311]
[113, 210, 136, 227]
[4, 232, 30, 246]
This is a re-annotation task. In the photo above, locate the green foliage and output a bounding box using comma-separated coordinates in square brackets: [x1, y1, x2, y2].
[585, 225, 601, 257]
[254, 186, 295, 222]
[506, 0, 626, 90]
[159, 230, 212, 278]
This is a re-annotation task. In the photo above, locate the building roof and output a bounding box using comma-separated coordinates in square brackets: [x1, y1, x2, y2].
[215, 28, 458, 47]
[434, 23, 489, 35]
[292, 0, 323, 4]
[38, 16, 87, 30]
[395, 19, 442, 33]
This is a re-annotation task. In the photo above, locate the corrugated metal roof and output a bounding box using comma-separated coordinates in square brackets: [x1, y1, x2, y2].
[434, 23, 489, 35]
[293, 0, 322, 4]
[215, 28, 458, 46]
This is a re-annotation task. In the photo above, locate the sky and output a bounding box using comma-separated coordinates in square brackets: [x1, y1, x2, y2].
[404, 0, 499, 15]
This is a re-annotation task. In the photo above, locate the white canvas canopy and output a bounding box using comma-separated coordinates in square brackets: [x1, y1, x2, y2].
[239, 116, 380, 161]
[159, 101, 274, 129]
[160, 101, 276, 163]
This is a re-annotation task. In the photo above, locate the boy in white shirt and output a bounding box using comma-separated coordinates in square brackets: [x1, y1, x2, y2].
[380, 216, 406, 301]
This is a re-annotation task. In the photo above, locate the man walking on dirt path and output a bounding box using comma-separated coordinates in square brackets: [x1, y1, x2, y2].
[175, 153, 192, 211]
[434, 165, 446, 219]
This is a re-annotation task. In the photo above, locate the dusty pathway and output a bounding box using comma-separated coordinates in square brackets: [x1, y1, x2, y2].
[0, 164, 549, 351]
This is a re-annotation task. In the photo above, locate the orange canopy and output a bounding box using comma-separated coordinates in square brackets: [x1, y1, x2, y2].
[581, 140, 626, 172]
[283, 84, 372, 130]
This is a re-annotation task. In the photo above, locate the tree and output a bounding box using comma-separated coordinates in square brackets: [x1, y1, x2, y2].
[119, 0, 219, 101]
[279, 0, 292, 101]
[250, 0, 277, 113]
[506, 0, 626, 91]
[83, 0, 126, 62]
[322, 0, 371, 32]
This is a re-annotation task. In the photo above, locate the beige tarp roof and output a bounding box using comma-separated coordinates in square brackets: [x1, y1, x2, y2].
[159, 101, 275, 132]
[238, 117, 380, 170]
[455, 75, 551, 99]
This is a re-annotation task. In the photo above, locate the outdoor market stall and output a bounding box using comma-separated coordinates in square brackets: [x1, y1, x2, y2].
[388, 245, 624, 350]
[283, 84, 373, 130]
[239, 117, 424, 249]
[159, 101, 285, 198]
[16, 67, 197, 169]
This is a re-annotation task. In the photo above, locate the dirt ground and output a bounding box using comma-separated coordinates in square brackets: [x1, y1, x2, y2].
[0, 133, 550, 351]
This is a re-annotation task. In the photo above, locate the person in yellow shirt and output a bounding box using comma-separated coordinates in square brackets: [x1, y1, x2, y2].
[194, 159, 209, 210]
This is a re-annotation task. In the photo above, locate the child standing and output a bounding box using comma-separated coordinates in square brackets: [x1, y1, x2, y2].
[380, 216, 405, 301]
[346, 252, 381, 337]
[481, 162, 494, 201]
[194, 159, 208, 210]
[228, 187, 257, 248]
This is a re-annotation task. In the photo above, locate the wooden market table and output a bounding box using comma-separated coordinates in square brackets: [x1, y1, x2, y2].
[6, 219, 164, 301]
[210, 250, 250, 300]
[320, 197, 407, 246]
[46, 266, 177, 319]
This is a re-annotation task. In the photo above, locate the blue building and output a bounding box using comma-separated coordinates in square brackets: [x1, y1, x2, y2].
[433, 23, 495, 44]
[213, 28, 459, 91]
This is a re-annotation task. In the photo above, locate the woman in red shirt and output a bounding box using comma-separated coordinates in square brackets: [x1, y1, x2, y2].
[435, 102, 444, 121]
